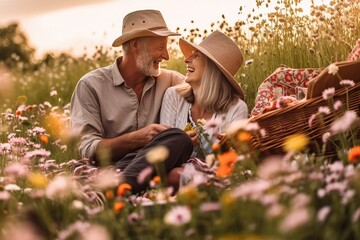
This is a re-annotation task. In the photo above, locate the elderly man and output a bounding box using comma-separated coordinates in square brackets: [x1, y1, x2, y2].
[70, 10, 193, 194]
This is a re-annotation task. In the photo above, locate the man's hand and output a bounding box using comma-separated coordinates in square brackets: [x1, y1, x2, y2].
[135, 124, 169, 146]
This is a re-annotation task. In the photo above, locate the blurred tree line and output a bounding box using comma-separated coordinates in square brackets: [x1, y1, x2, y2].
[0, 23, 76, 71]
[0, 23, 35, 69]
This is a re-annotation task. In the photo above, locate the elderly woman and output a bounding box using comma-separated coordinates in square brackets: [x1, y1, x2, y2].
[160, 30, 248, 159]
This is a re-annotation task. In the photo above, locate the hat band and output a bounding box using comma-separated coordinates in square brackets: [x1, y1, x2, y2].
[147, 26, 170, 31]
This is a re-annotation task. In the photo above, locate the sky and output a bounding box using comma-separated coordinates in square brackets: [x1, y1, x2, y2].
[0, 0, 328, 58]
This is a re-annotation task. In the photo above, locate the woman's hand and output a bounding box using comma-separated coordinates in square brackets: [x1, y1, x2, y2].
[187, 130, 199, 147]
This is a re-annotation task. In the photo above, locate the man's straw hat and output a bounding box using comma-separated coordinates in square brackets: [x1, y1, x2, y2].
[179, 31, 244, 99]
[112, 9, 180, 47]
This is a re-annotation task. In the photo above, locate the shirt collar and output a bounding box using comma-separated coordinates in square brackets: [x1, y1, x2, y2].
[111, 57, 125, 86]
[111, 56, 156, 87]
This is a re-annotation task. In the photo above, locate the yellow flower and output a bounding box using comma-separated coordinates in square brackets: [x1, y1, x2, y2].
[28, 172, 48, 189]
[197, 118, 206, 126]
[220, 191, 236, 207]
[16, 95, 27, 105]
[283, 134, 309, 153]
[177, 185, 203, 207]
[146, 145, 169, 164]
[184, 122, 194, 133]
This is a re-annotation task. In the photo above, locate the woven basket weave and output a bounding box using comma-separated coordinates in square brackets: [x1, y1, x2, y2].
[249, 81, 360, 157]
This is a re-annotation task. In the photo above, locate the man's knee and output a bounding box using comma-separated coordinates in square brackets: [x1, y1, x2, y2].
[159, 127, 192, 146]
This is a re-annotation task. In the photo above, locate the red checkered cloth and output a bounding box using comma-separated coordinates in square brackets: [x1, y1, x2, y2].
[186, 157, 215, 176]
[347, 39, 360, 62]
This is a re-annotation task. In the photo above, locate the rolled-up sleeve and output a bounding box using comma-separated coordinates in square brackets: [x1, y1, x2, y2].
[70, 80, 103, 159]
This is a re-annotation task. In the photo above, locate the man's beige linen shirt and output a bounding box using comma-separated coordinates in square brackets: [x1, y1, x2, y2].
[70, 57, 184, 160]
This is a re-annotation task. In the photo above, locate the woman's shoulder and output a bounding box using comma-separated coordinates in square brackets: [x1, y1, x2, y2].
[232, 98, 248, 109]
[164, 85, 181, 98]
[226, 98, 249, 119]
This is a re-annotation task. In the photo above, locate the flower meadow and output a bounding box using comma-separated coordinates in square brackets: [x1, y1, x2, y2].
[1, 0, 360, 239]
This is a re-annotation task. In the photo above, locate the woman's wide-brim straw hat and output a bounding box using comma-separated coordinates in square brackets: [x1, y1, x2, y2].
[179, 31, 244, 99]
[112, 9, 180, 47]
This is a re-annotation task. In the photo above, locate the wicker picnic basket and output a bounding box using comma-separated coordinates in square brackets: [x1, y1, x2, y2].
[249, 59, 360, 157]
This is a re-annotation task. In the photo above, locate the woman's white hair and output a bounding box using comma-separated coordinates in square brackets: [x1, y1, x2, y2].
[176, 57, 239, 113]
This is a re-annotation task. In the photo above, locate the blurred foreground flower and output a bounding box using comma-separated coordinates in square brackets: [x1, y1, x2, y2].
[146, 145, 169, 188]
[113, 201, 125, 214]
[164, 205, 191, 226]
[330, 110, 358, 134]
[45, 175, 77, 199]
[348, 146, 360, 163]
[28, 172, 48, 189]
[92, 168, 122, 190]
[117, 183, 132, 196]
[57, 221, 110, 240]
[216, 151, 238, 178]
[283, 134, 309, 153]
[146, 145, 169, 164]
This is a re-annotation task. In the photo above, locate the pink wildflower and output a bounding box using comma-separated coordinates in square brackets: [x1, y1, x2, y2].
[4, 163, 28, 178]
[327, 64, 338, 75]
[340, 79, 355, 87]
[317, 206, 331, 222]
[322, 132, 331, 143]
[318, 106, 331, 115]
[322, 87, 335, 100]
[137, 166, 154, 184]
[333, 100, 342, 111]
[280, 208, 310, 232]
[164, 205, 192, 226]
[308, 114, 316, 128]
[199, 202, 221, 212]
[331, 110, 358, 134]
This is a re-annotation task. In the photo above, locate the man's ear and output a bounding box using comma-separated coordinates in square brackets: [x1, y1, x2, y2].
[130, 38, 141, 52]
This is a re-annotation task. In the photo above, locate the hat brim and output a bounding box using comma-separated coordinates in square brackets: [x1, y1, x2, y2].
[112, 29, 180, 47]
[179, 38, 244, 100]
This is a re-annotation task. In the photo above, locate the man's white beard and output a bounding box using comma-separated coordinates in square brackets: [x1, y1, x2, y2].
[136, 49, 161, 77]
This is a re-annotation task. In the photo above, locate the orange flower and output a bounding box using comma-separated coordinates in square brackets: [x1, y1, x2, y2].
[218, 151, 237, 166]
[152, 176, 161, 183]
[212, 142, 220, 152]
[116, 183, 132, 196]
[216, 151, 238, 178]
[40, 134, 49, 144]
[105, 190, 114, 199]
[113, 201, 125, 213]
[16, 110, 22, 116]
[236, 131, 251, 142]
[348, 146, 360, 163]
[216, 165, 233, 178]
